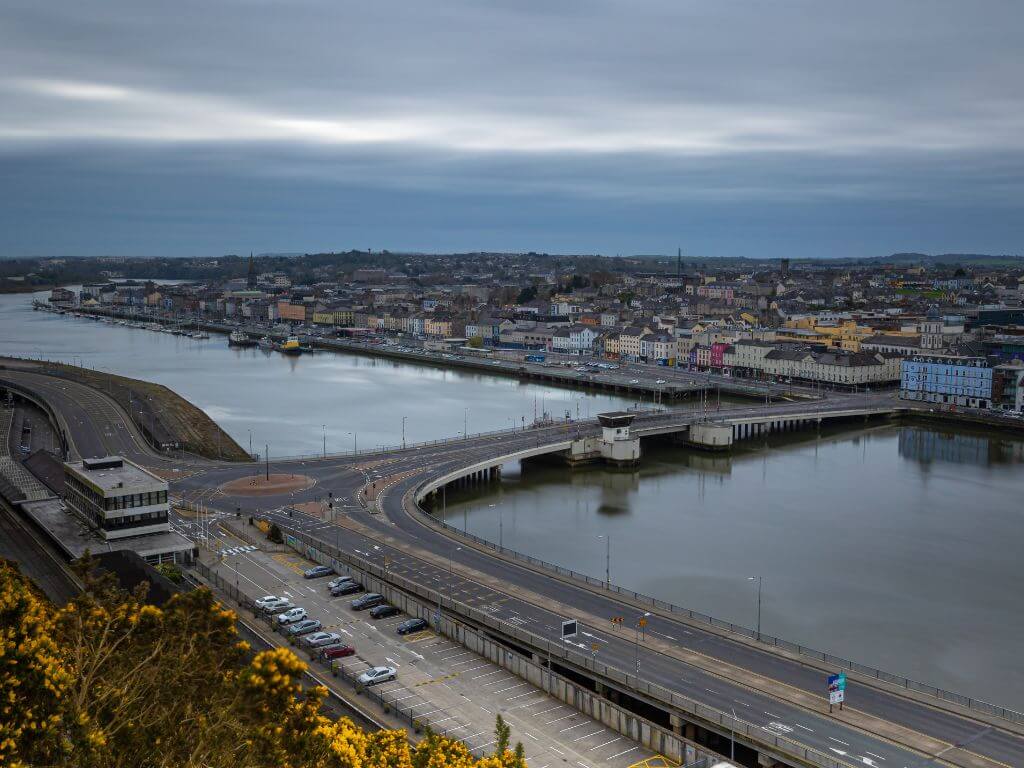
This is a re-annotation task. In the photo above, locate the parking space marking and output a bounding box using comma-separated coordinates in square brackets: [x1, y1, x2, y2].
[588, 738, 620, 751]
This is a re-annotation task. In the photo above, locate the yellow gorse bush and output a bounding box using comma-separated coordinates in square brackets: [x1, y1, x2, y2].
[0, 558, 526, 768]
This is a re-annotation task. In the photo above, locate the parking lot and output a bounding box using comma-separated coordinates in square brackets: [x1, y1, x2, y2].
[204, 531, 658, 768]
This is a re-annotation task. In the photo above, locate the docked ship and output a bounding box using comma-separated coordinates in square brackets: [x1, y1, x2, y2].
[228, 329, 256, 347]
[279, 336, 302, 355]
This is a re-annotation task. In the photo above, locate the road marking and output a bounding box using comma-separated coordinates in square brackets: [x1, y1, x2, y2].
[864, 752, 885, 760]
[794, 724, 814, 733]
[608, 746, 639, 759]
[525, 733, 539, 741]
[572, 729, 605, 742]
[829, 737, 851, 746]
[472, 669, 504, 680]
[588, 737, 620, 751]
[548, 713, 578, 724]
[764, 711, 781, 718]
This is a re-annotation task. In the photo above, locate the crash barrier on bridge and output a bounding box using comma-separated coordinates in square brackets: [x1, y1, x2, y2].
[281, 526, 856, 768]
[279, 540, 716, 767]
[420, 512, 1024, 726]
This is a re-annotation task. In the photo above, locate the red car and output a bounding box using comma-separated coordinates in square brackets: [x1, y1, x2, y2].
[319, 644, 356, 660]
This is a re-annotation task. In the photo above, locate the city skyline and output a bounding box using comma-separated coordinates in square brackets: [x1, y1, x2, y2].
[1, 1, 1022, 257]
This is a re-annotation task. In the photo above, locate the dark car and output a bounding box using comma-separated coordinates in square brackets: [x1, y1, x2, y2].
[396, 618, 429, 635]
[350, 593, 385, 611]
[303, 565, 334, 579]
[319, 644, 356, 660]
[369, 604, 400, 620]
[330, 581, 364, 597]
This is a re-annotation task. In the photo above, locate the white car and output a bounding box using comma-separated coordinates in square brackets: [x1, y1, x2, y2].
[655, 379, 666, 384]
[277, 606, 307, 625]
[357, 666, 397, 686]
[254, 595, 281, 610]
[303, 631, 343, 648]
[629, 379, 640, 384]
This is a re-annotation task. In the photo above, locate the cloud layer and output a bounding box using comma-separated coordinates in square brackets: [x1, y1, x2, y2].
[1, 0, 1022, 257]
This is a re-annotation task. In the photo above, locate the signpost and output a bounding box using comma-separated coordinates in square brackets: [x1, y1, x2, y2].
[561, 619, 578, 640]
[827, 672, 846, 712]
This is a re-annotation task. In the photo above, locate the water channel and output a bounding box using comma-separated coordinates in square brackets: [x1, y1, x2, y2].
[2, 290, 1021, 708]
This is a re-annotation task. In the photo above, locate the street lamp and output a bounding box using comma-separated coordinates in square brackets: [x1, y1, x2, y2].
[634, 611, 651, 675]
[322, 424, 327, 459]
[748, 576, 763, 641]
[346, 431, 357, 454]
[402, 416, 407, 449]
[597, 534, 611, 589]
[489, 503, 502, 548]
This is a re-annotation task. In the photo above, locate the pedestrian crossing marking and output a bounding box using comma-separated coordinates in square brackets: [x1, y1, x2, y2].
[220, 545, 257, 556]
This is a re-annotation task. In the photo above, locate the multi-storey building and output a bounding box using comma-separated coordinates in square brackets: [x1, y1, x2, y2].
[63, 456, 170, 541]
[900, 354, 993, 408]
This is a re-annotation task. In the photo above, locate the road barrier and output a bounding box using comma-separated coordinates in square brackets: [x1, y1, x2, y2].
[281, 525, 860, 768]
[419, 509, 1024, 727]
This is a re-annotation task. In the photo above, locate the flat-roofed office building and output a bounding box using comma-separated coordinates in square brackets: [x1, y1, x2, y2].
[63, 456, 169, 540]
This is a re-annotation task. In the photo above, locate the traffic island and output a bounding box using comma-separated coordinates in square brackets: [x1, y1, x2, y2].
[219, 473, 316, 496]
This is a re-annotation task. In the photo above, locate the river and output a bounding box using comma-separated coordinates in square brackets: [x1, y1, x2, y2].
[3, 290, 1021, 708]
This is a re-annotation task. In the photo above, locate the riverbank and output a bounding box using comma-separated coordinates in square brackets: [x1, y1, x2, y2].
[47, 301, 816, 403]
[0, 357, 249, 461]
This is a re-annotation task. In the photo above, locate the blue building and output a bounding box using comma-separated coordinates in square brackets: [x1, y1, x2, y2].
[900, 354, 993, 408]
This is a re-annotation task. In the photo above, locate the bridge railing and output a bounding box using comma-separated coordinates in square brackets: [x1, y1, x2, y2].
[282, 525, 854, 768]
[423, 512, 1024, 725]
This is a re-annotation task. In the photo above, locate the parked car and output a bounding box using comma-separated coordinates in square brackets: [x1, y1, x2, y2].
[655, 379, 667, 384]
[369, 604, 400, 620]
[327, 576, 355, 589]
[629, 378, 640, 384]
[350, 593, 385, 611]
[357, 666, 396, 686]
[260, 598, 294, 614]
[303, 565, 334, 579]
[303, 631, 343, 648]
[276, 606, 307, 625]
[287, 619, 322, 636]
[396, 617, 429, 635]
[330, 581, 364, 597]
[255, 595, 282, 610]
[319, 644, 356, 660]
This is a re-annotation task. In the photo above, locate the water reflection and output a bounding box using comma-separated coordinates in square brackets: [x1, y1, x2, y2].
[444, 423, 1024, 708]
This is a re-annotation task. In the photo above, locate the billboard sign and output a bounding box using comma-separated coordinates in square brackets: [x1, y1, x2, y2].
[561, 619, 578, 640]
[827, 673, 846, 706]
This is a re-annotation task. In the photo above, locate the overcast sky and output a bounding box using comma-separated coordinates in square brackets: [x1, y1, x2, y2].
[1, 0, 1022, 258]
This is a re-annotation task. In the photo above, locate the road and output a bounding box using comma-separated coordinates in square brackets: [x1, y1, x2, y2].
[6, 367, 1022, 768]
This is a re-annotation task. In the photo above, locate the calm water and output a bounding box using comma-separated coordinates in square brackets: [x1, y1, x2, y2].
[4, 291, 1021, 707]
[443, 424, 1024, 708]
[0, 291, 660, 455]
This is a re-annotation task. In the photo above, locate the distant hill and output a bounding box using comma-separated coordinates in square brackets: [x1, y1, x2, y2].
[874, 252, 1024, 266]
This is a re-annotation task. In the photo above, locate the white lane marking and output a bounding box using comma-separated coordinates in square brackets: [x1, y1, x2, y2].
[525, 733, 540, 741]
[588, 737, 620, 751]
[608, 746, 639, 759]
[829, 737, 851, 746]
[572, 729, 605, 742]
[794, 723, 814, 733]
[864, 752, 885, 760]
[384, 657, 400, 667]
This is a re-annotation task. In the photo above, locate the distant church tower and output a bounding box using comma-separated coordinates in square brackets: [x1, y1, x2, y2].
[247, 252, 256, 289]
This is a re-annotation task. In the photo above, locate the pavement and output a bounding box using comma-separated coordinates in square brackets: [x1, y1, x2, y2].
[5, 364, 1024, 768]
[202, 528, 659, 768]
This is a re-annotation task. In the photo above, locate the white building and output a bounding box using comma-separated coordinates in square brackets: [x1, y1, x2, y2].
[63, 456, 170, 541]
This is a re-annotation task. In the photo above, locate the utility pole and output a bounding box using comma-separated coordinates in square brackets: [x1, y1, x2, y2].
[265, 444, 269, 481]
[322, 424, 326, 459]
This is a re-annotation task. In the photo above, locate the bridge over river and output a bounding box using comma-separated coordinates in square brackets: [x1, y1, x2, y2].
[2, 366, 1022, 768]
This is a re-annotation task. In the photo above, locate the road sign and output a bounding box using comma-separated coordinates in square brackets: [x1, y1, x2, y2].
[827, 672, 846, 707]
[561, 619, 578, 639]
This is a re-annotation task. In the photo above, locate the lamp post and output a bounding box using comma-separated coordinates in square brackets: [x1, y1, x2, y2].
[347, 431, 357, 455]
[634, 611, 651, 676]
[748, 576, 763, 641]
[463, 408, 468, 440]
[446, 545, 462, 612]
[489, 503, 502, 548]
[402, 416, 407, 449]
[597, 534, 611, 589]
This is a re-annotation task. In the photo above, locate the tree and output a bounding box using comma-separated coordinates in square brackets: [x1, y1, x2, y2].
[268, 522, 284, 543]
[467, 336, 484, 349]
[516, 286, 537, 304]
[0, 559, 532, 768]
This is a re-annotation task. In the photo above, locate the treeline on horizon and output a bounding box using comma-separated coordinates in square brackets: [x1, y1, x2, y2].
[2, 249, 1023, 291]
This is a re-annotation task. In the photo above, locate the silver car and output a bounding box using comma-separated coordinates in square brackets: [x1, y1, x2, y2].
[303, 631, 343, 648]
[357, 665, 396, 686]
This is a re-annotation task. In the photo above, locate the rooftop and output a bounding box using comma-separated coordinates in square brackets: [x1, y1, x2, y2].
[64, 456, 166, 494]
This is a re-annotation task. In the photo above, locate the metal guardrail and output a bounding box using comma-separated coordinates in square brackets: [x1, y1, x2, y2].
[419, 511, 1024, 726]
[282, 526, 858, 768]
